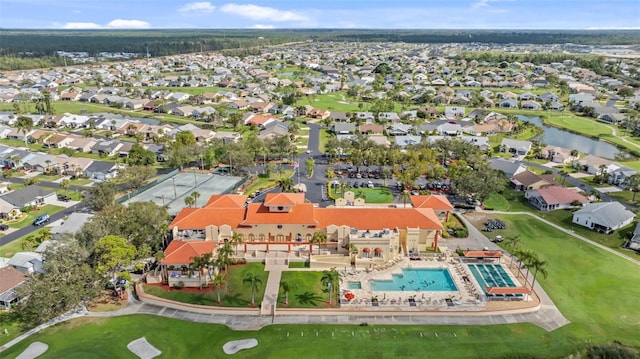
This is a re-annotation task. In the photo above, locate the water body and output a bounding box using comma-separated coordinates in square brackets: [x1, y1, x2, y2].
[517, 115, 620, 159]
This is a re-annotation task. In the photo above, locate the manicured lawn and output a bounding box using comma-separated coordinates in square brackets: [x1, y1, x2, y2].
[143, 262, 267, 307]
[288, 261, 309, 268]
[482, 193, 510, 211]
[8, 205, 65, 229]
[279, 271, 339, 308]
[606, 191, 640, 211]
[330, 186, 393, 203]
[36, 174, 62, 182]
[243, 170, 294, 195]
[0, 227, 54, 257]
[68, 178, 93, 186]
[0, 314, 22, 347]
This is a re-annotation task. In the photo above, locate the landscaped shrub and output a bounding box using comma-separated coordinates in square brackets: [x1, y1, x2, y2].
[173, 281, 185, 289]
[453, 227, 468, 238]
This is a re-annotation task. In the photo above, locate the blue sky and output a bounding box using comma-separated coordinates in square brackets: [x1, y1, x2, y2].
[2, 0, 639, 30]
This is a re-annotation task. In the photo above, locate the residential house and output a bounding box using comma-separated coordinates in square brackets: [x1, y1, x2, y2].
[1, 186, 57, 208]
[0, 198, 21, 220]
[8, 252, 43, 274]
[444, 106, 465, 118]
[50, 213, 95, 240]
[572, 202, 635, 234]
[258, 121, 289, 140]
[52, 155, 93, 176]
[394, 135, 422, 148]
[521, 100, 542, 110]
[332, 123, 356, 135]
[359, 124, 384, 135]
[84, 160, 118, 182]
[91, 140, 123, 157]
[378, 112, 401, 123]
[22, 153, 56, 173]
[244, 114, 278, 129]
[387, 123, 412, 136]
[308, 108, 331, 120]
[66, 137, 97, 153]
[573, 155, 613, 175]
[436, 123, 462, 137]
[608, 166, 638, 187]
[525, 186, 589, 211]
[598, 113, 625, 125]
[367, 135, 391, 148]
[500, 139, 532, 156]
[0, 266, 27, 309]
[540, 145, 576, 164]
[498, 98, 518, 108]
[330, 112, 349, 122]
[489, 158, 527, 178]
[510, 170, 557, 191]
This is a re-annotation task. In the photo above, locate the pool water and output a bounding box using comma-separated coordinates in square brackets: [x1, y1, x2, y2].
[347, 281, 362, 289]
[468, 263, 516, 294]
[370, 268, 458, 291]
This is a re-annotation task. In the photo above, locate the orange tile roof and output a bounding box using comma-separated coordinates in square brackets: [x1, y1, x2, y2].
[314, 207, 443, 230]
[169, 208, 246, 229]
[264, 193, 305, 206]
[246, 114, 277, 126]
[410, 195, 454, 211]
[241, 202, 317, 225]
[463, 250, 503, 258]
[486, 286, 531, 295]
[204, 194, 248, 208]
[162, 240, 216, 265]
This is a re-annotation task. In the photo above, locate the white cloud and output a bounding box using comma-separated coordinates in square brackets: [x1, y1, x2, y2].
[106, 19, 151, 29]
[251, 24, 275, 29]
[62, 22, 103, 29]
[220, 3, 308, 22]
[471, 0, 512, 10]
[178, 2, 216, 13]
[61, 19, 151, 29]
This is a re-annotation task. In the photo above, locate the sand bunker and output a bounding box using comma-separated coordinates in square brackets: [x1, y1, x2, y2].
[223, 338, 258, 355]
[127, 337, 162, 359]
[16, 342, 49, 359]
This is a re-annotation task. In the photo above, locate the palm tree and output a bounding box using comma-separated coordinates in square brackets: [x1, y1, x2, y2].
[276, 176, 295, 192]
[529, 257, 549, 291]
[505, 235, 520, 269]
[280, 280, 297, 305]
[519, 249, 536, 286]
[622, 174, 640, 202]
[184, 196, 195, 208]
[558, 170, 568, 186]
[400, 189, 411, 208]
[216, 242, 234, 272]
[321, 268, 339, 305]
[311, 231, 327, 255]
[230, 232, 243, 255]
[190, 255, 208, 289]
[191, 191, 201, 207]
[60, 178, 71, 196]
[348, 243, 358, 265]
[212, 273, 225, 304]
[243, 272, 263, 306]
[16, 116, 34, 148]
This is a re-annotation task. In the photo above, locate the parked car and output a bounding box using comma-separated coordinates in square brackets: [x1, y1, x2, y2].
[57, 194, 71, 202]
[0, 224, 8, 231]
[33, 214, 50, 226]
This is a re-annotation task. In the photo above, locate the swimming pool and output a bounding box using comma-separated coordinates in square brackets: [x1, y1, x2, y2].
[347, 281, 362, 289]
[467, 263, 516, 294]
[370, 268, 458, 291]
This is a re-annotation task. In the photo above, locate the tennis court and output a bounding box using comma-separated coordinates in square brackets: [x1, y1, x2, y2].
[124, 172, 243, 215]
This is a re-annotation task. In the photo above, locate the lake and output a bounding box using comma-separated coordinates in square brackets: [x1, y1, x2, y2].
[517, 115, 620, 159]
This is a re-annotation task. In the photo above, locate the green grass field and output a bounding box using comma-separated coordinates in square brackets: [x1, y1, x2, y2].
[329, 186, 393, 203]
[7, 204, 65, 229]
[278, 271, 339, 308]
[143, 262, 267, 307]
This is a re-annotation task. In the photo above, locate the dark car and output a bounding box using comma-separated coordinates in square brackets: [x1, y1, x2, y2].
[33, 214, 50, 226]
[57, 195, 71, 202]
[0, 224, 8, 231]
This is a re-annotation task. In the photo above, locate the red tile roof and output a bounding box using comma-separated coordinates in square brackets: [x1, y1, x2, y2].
[242, 202, 317, 225]
[264, 193, 305, 206]
[162, 240, 216, 265]
[314, 207, 443, 230]
[410, 195, 454, 211]
[204, 194, 247, 208]
[169, 208, 246, 229]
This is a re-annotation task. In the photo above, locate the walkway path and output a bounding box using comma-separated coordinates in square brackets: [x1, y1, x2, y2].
[261, 262, 287, 316]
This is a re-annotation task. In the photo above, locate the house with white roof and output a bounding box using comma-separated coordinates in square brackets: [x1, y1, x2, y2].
[572, 202, 635, 234]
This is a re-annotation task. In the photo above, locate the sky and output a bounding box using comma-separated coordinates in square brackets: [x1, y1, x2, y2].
[1, 0, 639, 30]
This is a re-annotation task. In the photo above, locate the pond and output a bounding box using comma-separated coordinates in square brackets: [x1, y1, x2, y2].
[517, 115, 620, 159]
